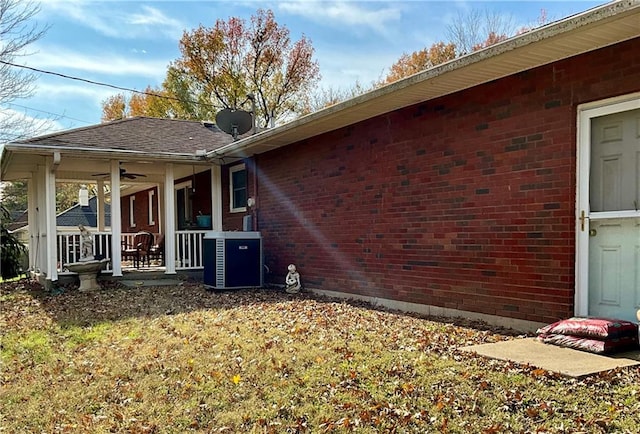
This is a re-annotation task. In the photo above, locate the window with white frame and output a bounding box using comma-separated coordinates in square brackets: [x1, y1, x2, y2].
[229, 164, 247, 212]
[129, 196, 136, 227]
[148, 190, 155, 225]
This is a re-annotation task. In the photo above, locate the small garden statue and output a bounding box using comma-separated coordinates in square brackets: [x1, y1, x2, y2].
[285, 264, 301, 294]
[79, 224, 94, 261]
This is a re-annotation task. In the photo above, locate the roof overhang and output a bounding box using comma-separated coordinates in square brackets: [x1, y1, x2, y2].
[208, 0, 640, 162]
[0, 143, 209, 182]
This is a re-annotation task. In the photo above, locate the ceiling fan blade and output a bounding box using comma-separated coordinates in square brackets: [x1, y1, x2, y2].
[123, 173, 146, 179]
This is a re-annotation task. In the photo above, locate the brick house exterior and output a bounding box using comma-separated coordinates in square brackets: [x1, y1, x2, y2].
[221, 37, 640, 326]
[3, 1, 637, 328]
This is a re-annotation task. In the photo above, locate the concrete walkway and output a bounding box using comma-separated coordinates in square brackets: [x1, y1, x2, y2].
[461, 338, 640, 378]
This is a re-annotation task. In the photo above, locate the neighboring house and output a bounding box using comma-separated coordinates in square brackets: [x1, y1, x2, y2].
[1, 1, 638, 330]
[10, 196, 112, 243]
[56, 195, 113, 229]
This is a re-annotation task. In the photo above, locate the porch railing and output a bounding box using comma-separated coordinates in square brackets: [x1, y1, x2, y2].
[56, 231, 208, 272]
[57, 231, 113, 271]
[175, 230, 207, 270]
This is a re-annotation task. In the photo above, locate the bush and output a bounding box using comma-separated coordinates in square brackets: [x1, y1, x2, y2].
[1, 204, 27, 279]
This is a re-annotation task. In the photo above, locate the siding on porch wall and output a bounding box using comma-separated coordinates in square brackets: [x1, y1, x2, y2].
[224, 38, 640, 325]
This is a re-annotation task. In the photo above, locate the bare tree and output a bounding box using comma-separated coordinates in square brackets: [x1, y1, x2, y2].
[0, 0, 48, 142]
[446, 9, 516, 56]
[303, 81, 372, 114]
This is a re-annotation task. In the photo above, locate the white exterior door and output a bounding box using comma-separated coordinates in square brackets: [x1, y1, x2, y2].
[577, 96, 640, 322]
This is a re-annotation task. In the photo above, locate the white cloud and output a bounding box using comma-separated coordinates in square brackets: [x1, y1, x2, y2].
[315, 48, 397, 90]
[35, 81, 114, 102]
[0, 107, 67, 142]
[279, 1, 402, 34]
[125, 5, 185, 38]
[41, 1, 185, 40]
[28, 45, 168, 79]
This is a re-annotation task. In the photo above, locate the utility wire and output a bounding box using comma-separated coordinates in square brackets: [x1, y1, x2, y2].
[0, 60, 217, 109]
[0, 59, 176, 99]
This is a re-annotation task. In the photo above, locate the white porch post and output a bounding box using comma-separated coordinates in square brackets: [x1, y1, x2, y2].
[44, 156, 58, 282]
[211, 165, 222, 230]
[156, 184, 164, 234]
[164, 163, 176, 274]
[27, 175, 38, 272]
[35, 165, 47, 274]
[96, 180, 106, 232]
[110, 161, 122, 276]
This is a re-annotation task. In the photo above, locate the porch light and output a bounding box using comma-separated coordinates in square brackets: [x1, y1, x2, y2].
[79, 185, 89, 207]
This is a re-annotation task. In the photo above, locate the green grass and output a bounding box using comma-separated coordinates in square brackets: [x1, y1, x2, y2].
[0, 273, 28, 283]
[1, 282, 639, 433]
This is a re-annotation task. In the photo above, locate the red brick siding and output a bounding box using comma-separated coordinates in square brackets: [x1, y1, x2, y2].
[222, 162, 256, 231]
[246, 38, 640, 325]
[121, 187, 159, 234]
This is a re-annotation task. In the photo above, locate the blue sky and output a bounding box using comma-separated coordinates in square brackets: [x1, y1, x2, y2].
[7, 0, 605, 138]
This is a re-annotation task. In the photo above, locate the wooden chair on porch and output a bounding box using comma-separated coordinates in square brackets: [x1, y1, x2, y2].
[122, 231, 154, 268]
[149, 234, 165, 266]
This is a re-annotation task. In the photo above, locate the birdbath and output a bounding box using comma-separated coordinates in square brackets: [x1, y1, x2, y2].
[63, 225, 109, 291]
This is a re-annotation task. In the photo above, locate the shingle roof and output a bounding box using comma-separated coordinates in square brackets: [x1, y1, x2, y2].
[9, 196, 112, 231]
[16, 117, 234, 155]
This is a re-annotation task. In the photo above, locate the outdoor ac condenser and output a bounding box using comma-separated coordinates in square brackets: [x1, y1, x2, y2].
[203, 231, 263, 290]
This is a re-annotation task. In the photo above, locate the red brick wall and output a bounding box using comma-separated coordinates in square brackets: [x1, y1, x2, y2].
[222, 161, 256, 231]
[246, 38, 640, 324]
[121, 187, 159, 234]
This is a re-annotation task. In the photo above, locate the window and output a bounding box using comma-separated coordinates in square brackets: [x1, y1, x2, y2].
[174, 181, 193, 230]
[229, 164, 247, 212]
[148, 190, 155, 225]
[129, 196, 136, 227]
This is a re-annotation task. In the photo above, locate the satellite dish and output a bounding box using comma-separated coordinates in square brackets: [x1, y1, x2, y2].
[216, 109, 253, 139]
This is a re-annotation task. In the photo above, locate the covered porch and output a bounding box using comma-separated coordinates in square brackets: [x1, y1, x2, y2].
[0, 117, 235, 287]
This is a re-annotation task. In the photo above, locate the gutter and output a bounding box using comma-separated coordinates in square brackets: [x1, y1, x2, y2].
[2, 143, 207, 162]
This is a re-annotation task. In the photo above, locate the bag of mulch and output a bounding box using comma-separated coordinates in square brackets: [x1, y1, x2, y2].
[537, 333, 639, 354]
[536, 317, 638, 339]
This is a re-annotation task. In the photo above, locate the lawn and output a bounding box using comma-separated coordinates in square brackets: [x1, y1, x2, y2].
[1, 279, 639, 433]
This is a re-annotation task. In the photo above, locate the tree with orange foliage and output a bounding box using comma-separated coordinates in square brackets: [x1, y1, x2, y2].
[176, 8, 319, 128]
[100, 94, 126, 122]
[381, 42, 456, 85]
[101, 9, 320, 127]
[380, 8, 549, 86]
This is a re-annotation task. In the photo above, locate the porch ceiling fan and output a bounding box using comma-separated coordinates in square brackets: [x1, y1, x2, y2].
[92, 164, 147, 180]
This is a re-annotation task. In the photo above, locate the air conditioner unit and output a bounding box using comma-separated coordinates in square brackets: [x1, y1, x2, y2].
[203, 231, 263, 290]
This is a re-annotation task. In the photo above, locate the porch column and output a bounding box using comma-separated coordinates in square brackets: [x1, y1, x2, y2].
[164, 163, 176, 274]
[110, 160, 122, 276]
[211, 165, 222, 230]
[27, 175, 38, 273]
[44, 156, 58, 282]
[35, 164, 47, 274]
[96, 180, 106, 232]
[156, 184, 164, 234]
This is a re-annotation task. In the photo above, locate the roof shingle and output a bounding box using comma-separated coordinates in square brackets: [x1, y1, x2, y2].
[17, 117, 234, 155]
